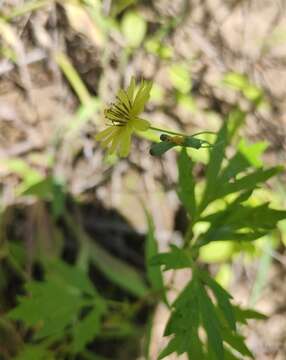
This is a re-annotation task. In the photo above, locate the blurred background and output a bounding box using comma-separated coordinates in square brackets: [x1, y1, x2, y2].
[0, 0, 286, 359]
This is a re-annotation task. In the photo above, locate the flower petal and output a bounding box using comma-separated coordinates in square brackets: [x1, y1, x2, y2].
[131, 118, 150, 131]
[117, 89, 132, 111]
[126, 77, 136, 104]
[101, 133, 116, 148]
[100, 128, 119, 148]
[95, 126, 116, 141]
[131, 80, 152, 117]
[108, 129, 122, 154]
[118, 127, 132, 157]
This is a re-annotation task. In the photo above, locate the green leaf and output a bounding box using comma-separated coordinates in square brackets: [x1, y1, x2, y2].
[178, 148, 196, 218]
[198, 228, 267, 246]
[187, 335, 205, 360]
[22, 177, 66, 218]
[160, 279, 201, 358]
[221, 328, 254, 358]
[234, 306, 267, 324]
[44, 259, 97, 296]
[231, 203, 286, 230]
[227, 108, 246, 140]
[150, 245, 192, 271]
[199, 190, 253, 226]
[64, 214, 148, 297]
[219, 152, 252, 183]
[21, 176, 53, 198]
[218, 166, 283, 198]
[149, 141, 176, 156]
[203, 202, 286, 234]
[197, 282, 224, 360]
[145, 210, 166, 303]
[224, 347, 242, 360]
[200, 123, 228, 213]
[158, 337, 180, 359]
[14, 345, 53, 360]
[238, 139, 268, 167]
[121, 11, 146, 47]
[199, 270, 236, 331]
[88, 240, 148, 297]
[143, 314, 153, 360]
[165, 281, 197, 336]
[72, 306, 104, 353]
[9, 281, 84, 339]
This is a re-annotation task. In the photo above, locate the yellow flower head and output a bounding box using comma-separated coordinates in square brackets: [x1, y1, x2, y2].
[95, 77, 152, 157]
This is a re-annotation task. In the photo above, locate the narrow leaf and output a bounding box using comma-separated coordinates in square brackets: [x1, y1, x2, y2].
[234, 306, 267, 324]
[219, 152, 251, 183]
[197, 282, 224, 360]
[158, 337, 179, 360]
[72, 307, 104, 353]
[221, 328, 254, 358]
[150, 245, 192, 271]
[200, 123, 228, 213]
[218, 166, 283, 198]
[178, 148, 196, 218]
[64, 214, 148, 297]
[145, 210, 166, 303]
[199, 270, 236, 331]
[89, 240, 148, 297]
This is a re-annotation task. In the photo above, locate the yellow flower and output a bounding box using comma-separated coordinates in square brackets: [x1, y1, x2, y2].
[95, 77, 152, 157]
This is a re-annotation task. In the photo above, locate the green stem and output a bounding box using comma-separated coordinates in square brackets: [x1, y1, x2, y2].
[150, 126, 216, 138]
[191, 131, 217, 136]
[149, 126, 186, 137]
[55, 52, 92, 106]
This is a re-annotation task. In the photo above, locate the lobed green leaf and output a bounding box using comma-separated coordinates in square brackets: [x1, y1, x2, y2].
[150, 245, 192, 271]
[197, 282, 224, 360]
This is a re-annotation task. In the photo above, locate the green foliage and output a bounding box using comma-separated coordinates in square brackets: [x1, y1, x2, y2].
[155, 267, 255, 360]
[89, 240, 148, 297]
[178, 148, 196, 218]
[2, 2, 285, 359]
[149, 141, 176, 156]
[67, 216, 148, 297]
[4, 116, 285, 359]
[14, 345, 53, 360]
[9, 259, 107, 355]
[149, 120, 285, 359]
[145, 210, 166, 303]
[150, 245, 192, 271]
[156, 267, 254, 360]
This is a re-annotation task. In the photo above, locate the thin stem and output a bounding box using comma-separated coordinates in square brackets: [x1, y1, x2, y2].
[150, 126, 217, 138]
[149, 126, 186, 137]
[191, 130, 217, 136]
